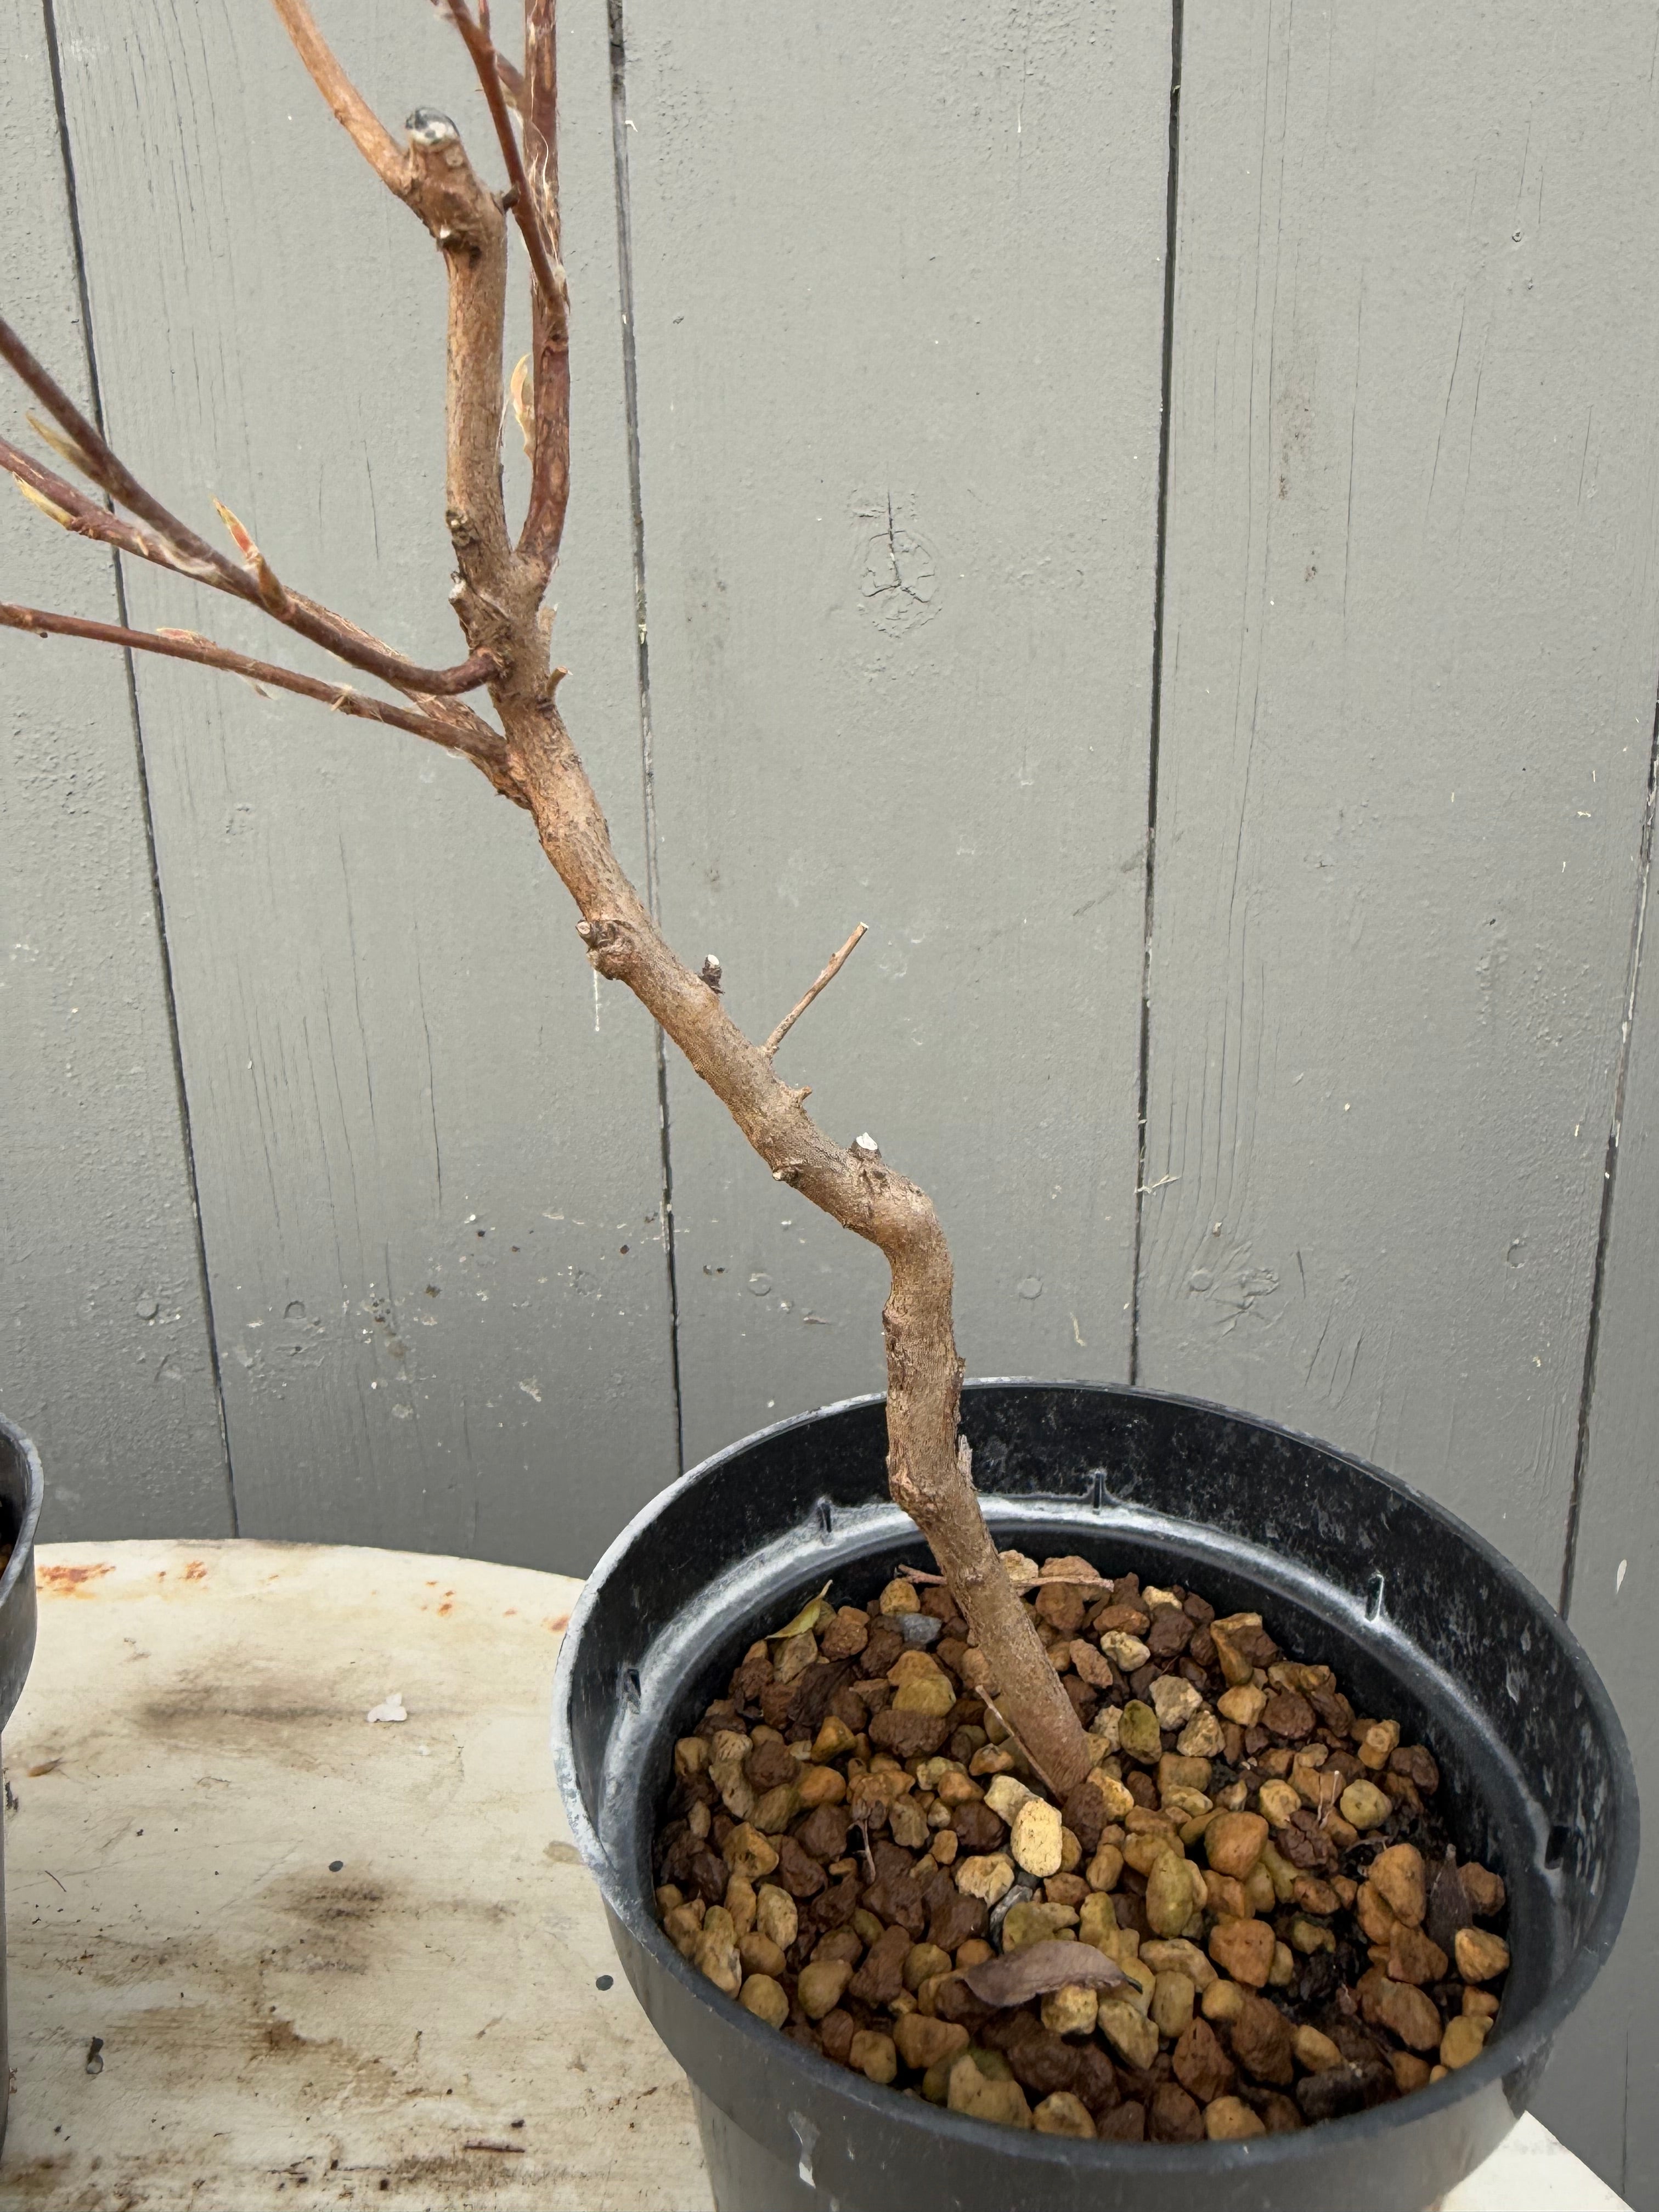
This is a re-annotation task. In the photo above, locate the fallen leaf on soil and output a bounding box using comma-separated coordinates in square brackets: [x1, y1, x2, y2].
[769, 1583, 834, 1640]
[962, 1939, 1128, 2008]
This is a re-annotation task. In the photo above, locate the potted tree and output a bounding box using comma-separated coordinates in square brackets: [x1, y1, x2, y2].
[1, 7, 1635, 2208]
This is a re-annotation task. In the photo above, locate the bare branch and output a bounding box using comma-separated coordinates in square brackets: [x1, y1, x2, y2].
[0, 393, 498, 697]
[3, 435, 216, 576]
[763, 923, 868, 1058]
[1, 317, 248, 590]
[518, 0, 569, 577]
[266, 6, 565, 601]
[0, 600, 517, 787]
[444, 2, 567, 329]
[500, 700, 1093, 1793]
[283, 597, 494, 696]
[523, 0, 561, 270]
[267, 0, 412, 198]
[400, 111, 517, 623]
[517, 293, 570, 583]
[287, 584, 528, 805]
[493, 47, 526, 115]
[438, 1, 570, 584]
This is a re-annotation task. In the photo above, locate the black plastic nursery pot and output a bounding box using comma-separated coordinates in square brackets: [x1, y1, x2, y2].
[552, 1383, 1638, 2212]
[0, 1413, 44, 2159]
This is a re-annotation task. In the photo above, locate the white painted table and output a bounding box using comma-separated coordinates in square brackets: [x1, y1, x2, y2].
[0, 1541, 1628, 2210]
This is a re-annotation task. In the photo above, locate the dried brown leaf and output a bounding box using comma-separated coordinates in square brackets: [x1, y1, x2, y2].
[961, 1939, 1127, 2009]
[769, 1581, 833, 1641]
[1425, 1849, 1474, 1958]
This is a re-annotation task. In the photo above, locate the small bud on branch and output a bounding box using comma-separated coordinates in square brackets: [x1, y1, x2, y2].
[213, 499, 290, 614]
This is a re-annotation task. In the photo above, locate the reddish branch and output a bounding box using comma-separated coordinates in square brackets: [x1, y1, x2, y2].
[0, 0, 1092, 1794]
[448, 2, 566, 319]
[0, 602, 516, 778]
[0, 319, 496, 697]
[517, 0, 570, 574]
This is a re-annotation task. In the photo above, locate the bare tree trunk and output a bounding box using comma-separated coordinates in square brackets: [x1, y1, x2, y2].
[1, 1, 1093, 1798]
[504, 703, 1092, 1792]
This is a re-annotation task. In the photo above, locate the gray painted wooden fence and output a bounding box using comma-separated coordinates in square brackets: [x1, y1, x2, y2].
[1, 1, 1655, 2197]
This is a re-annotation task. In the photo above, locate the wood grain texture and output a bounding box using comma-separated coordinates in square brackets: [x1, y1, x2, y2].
[0, 0, 230, 1538]
[1534, 906, 1659, 2209]
[619, 0, 1172, 1464]
[49, 0, 678, 1574]
[1139, 0, 1659, 1595]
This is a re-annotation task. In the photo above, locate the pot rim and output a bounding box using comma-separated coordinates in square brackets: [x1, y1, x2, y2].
[553, 1378, 1639, 2174]
[0, 1409, 44, 1613]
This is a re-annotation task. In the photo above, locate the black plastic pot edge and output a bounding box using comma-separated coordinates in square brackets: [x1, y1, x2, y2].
[552, 1379, 1638, 2212]
[0, 1412, 43, 1723]
[0, 1410, 45, 2164]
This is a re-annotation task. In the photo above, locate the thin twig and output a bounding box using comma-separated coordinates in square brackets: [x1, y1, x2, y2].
[897, 1561, 1111, 1592]
[2, 435, 218, 578]
[445, 1, 567, 335]
[0, 601, 509, 771]
[763, 923, 868, 1058]
[522, 0, 560, 266]
[493, 49, 527, 112]
[439, 0, 568, 578]
[0, 317, 245, 590]
[852, 1816, 876, 1885]
[516, 0, 569, 574]
[0, 407, 497, 697]
[267, 0, 411, 196]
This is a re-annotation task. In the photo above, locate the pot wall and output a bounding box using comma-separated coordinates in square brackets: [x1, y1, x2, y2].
[0, 1413, 44, 2158]
[554, 1384, 1638, 2212]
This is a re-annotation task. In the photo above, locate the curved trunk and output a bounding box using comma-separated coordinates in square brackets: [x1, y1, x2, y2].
[505, 702, 1094, 1796]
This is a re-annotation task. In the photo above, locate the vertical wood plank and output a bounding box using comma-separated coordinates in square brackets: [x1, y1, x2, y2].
[1534, 900, 1659, 2204]
[49, 0, 678, 1572]
[1141, 0, 1659, 1595]
[620, 0, 1172, 1463]
[0, 2, 230, 1536]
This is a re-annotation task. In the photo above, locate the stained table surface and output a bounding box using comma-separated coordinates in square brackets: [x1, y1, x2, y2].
[0, 1541, 1628, 2210]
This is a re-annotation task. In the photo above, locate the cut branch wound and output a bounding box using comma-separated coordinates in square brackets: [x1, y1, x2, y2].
[0, 0, 1092, 1798]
